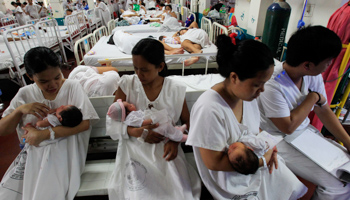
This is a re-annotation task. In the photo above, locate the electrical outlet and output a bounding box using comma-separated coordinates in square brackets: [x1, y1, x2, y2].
[304, 4, 315, 17]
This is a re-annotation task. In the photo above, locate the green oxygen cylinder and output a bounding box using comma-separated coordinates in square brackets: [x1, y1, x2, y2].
[262, 0, 291, 59]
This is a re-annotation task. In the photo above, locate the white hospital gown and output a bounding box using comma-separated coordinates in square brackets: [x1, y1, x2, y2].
[180, 28, 210, 48]
[113, 30, 144, 54]
[96, 2, 111, 27]
[186, 89, 307, 200]
[107, 74, 201, 200]
[25, 4, 41, 19]
[14, 6, 26, 25]
[68, 65, 120, 97]
[0, 79, 99, 200]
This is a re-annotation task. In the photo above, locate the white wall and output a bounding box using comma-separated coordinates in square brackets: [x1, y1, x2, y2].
[235, 0, 346, 42]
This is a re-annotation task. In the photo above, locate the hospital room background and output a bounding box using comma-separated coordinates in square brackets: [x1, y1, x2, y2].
[0, 0, 349, 199]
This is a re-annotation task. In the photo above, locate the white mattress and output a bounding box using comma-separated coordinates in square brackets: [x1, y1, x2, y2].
[168, 73, 224, 92]
[83, 33, 217, 67]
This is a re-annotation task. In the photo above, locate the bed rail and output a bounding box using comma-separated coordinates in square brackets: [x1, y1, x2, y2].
[201, 17, 213, 43]
[189, 12, 196, 23]
[1, 16, 18, 27]
[107, 19, 117, 35]
[98, 52, 217, 75]
[181, 6, 189, 23]
[26, 18, 40, 25]
[74, 34, 96, 65]
[76, 11, 88, 36]
[64, 14, 82, 51]
[35, 18, 67, 63]
[93, 26, 108, 43]
[212, 22, 228, 45]
[2, 24, 40, 86]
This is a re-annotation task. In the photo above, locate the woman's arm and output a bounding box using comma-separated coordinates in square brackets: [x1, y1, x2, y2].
[0, 102, 50, 136]
[180, 98, 190, 129]
[114, 86, 163, 142]
[200, 147, 278, 173]
[22, 120, 90, 146]
[170, 11, 177, 18]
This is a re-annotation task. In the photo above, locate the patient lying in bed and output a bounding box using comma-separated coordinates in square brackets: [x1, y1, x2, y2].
[107, 99, 188, 143]
[113, 30, 184, 55]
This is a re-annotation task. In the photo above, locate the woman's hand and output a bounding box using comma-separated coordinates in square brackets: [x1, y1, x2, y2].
[18, 102, 50, 119]
[163, 140, 179, 161]
[263, 146, 278, 174]
[21, 124, 49, 146]
[144, 124, 164, 144]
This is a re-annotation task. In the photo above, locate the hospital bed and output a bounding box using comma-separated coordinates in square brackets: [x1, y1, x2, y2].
[0, 19, 67, 86]
[110, 11, 195, 34]
[1, 16, 18, 27]
[63, 13, 83, 52]
[80, 30, 217, 72]
[86, 9, 102, 34]
[74, 26, 108, 66]
[77, 74, 224, 196]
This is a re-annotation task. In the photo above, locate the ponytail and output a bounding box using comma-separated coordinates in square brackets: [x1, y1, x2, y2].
[216, 35, 274, 81]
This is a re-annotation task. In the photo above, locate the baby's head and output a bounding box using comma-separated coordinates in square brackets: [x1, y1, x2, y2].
[107, 99, 136, 121]
[227, 142, 259, 175]
[159, 35, 166, 41]
[56, 105, 83, 127]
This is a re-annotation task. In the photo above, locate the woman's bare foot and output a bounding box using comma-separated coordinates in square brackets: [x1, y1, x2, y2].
[184, 56, 200, 66]
[168, 48, 184, 55]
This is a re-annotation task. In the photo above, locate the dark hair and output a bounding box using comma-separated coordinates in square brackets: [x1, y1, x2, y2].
[286, 26, 342, 67]
[131, 38, 168, 77]
[159, 35, 165, 41]
[66, 8, 73, 12]
[11, 1, 16, 5]
[165, 5, 172, 10]
[159, 3, 165, 7]
[24, 47, 61, 77]
[177, 28, 188, 36]
[230, 147, 259, 175]
[23, 2, 27, 5]
[216, 35, 274, 80]
[59, 106, 83, 127]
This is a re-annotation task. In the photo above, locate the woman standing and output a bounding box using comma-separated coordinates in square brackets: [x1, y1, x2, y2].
[186, 35, 307, 199]
[107, 38, 201, 199]
[11, 2, 26, 25]
[0, 47, 99, 200]
[96, 0, 111, 26]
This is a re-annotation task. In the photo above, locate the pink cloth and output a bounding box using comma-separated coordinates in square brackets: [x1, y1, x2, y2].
[309, 3, 350, 130]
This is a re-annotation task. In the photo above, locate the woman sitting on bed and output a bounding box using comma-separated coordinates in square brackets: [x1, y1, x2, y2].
[107, 38, 201, 200]
[0, 47, 99, 199]
[161, 5, 177, 21]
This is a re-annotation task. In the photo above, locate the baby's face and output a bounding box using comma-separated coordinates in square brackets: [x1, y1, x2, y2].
[227, 142, 248, 166]
[179, 29, 187, 35]
[123, 102, 136, 112]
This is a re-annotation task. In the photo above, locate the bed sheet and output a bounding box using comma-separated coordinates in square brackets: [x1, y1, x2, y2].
[111, 24, 160, 34]
[168, 73, 224, 92]
[83, 32, 217, 67]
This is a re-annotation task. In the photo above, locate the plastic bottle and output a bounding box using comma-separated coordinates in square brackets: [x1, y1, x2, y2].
[219, 4, 226, 18]
[262, 0, 291, 60]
